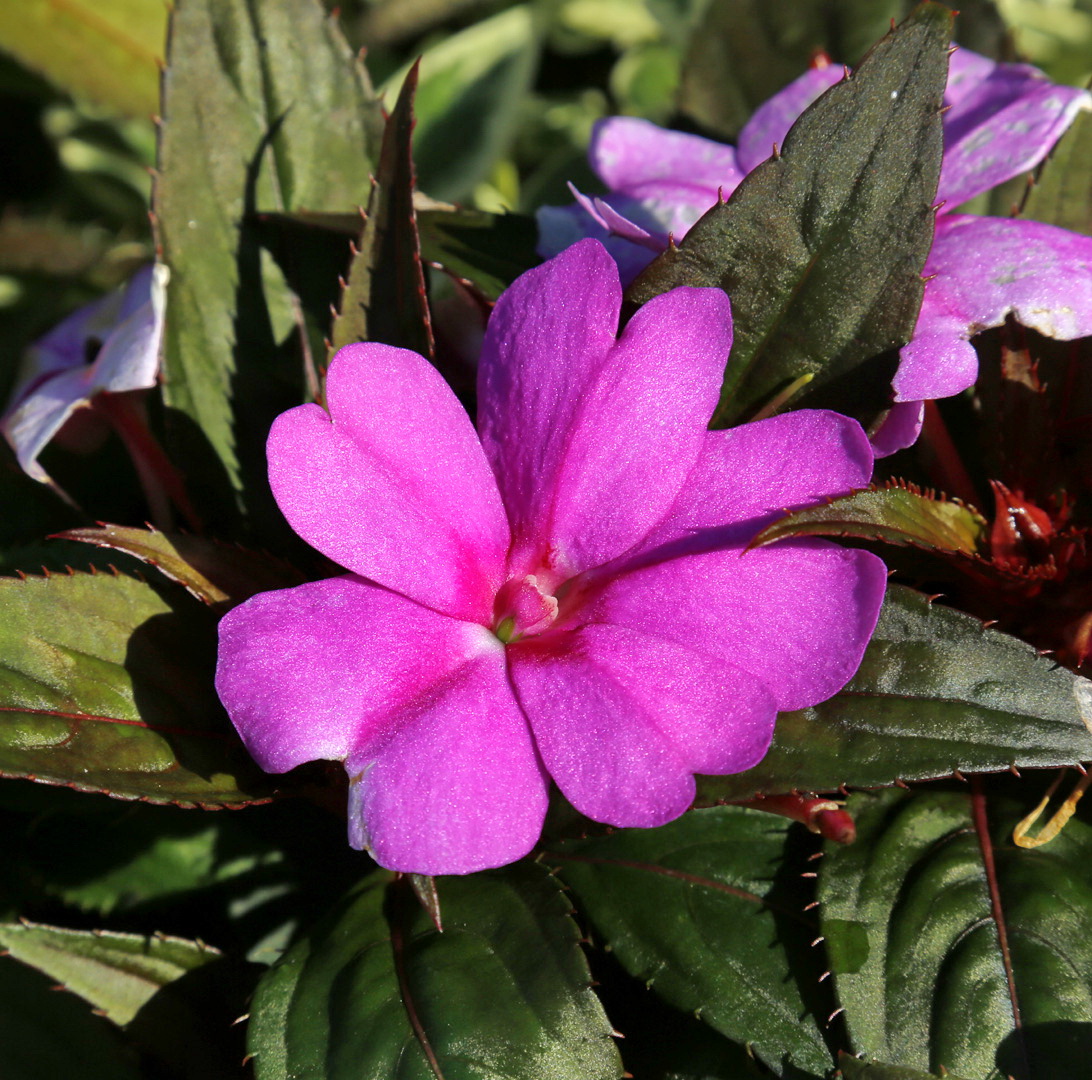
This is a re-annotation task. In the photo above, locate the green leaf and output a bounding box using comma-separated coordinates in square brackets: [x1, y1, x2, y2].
[249, 865, 623, 1080]
[547, 806, 837, 1078]
[0, 955, 141, 1080]
[836, 1052, 973, 1079]
[694, 585, 1092, 803]
[0, 922, 217, 1026]
[0, 0, 166, 118]
[1023, 107, 1092, 238]
[629, 3, 951, 429]
[0, 570, 272, 805]
[820, 785, 1092, 1078]
[154, 0, 382, 498]
[383, 6, 540, 204]
[329, 62, 433, 361]
[58, 524, 303, 605]
[418, 206, 540, 302]
[751, 483, 987, 555]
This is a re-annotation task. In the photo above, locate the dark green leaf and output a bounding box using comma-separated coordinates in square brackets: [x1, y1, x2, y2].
[630, 3, 951, 429]
[837, 1052, 972, 1079]
[1023, 107, 1092, 238]
[329, 62, 433, 361]
[418, 206, 540, 301]
[0, 0, 166, 117]
[547, 806, 837, 1078]
[58, 524, 304, 605]
[154, 0, 382, 497]
[0, 922, 218, 1026]
[0, 954, 141, 1080]
[751, 482, 987, 555]
[248, 865, 622, 1080]
[393, 6, 540, 204]
[0, 570, 272, 805]
[695, 585, 1092, 803]
[821, 785, 1092, 1078]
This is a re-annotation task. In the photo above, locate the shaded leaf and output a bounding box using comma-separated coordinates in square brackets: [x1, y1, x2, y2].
[677, 0, 1003, 141]
[58, 524, 303, 606]
[0, 570, 272, 805]
[547, 806, 837, 1078]
[821, 785, 1092, 1078]
[329, 62, 433, 361]
[695, 585, 1092, 803]
[837, 1052, 972, 1079]
[0, 954, 141, 1080]
[385, 6, 540, 204]
[751, 482, 987, 555]
[0, 922, 218, 1027]
[1023, 106, 1092, 238]
[249, 865, 622, 1080]
[629, 3, 951, 429]
[418, 206, 540, 301]
[154, 0, 382, 497]
[0, 0, 166, 118]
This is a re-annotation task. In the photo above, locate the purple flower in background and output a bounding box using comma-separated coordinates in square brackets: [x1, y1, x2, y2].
[215, 240, 886, 875]
[1, 264, 169, 485]
[539, 50, 1092, 454]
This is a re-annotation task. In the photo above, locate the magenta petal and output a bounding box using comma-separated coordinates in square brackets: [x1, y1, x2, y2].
[590, 116, 742, 206]
[939, 50, 1091, 206]
[897, 214, 1092, 402]
[868, 400, 926, 458]
[593, 539, 886, 714]
[509, 624, 774, 827]
[215, 575, 498, 774]
[478, 240, 732, 577]
[269, 343, 509, 623]
[736, 65, 844, 173]
[630, 410, 874, 555]
[346, 649, 549, 875]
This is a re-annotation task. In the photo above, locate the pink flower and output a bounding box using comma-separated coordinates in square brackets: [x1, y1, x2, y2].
[539, 49, 1092, 454]
[1, 264, 169, 485]
[215, 240, 886, 875]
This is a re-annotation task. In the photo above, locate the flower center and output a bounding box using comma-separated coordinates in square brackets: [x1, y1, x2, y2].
[492, 575, 559, 643]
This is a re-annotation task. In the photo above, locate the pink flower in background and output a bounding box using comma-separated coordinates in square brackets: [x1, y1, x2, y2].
[539, 49, 1092, 454]
[215, 240, 886, 875]
[1, 264, 169, 485]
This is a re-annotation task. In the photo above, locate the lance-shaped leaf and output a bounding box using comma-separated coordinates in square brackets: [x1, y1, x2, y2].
[0, 570, 272, 805]
[1023, 106, 1092, 238]
[329, 62, 433, 362]
[248, 865, 622, 1080]
[751, 482, 988, 555]
[547, 805, 836, 1078]
[154, 0, 382, 496]
[58, 524, 303, 606]
[694, 586, 1092, 804]
[629, 3, 951, 429]
[0, 0, 166, 118]
[820, 786, 1092, 1078]
[0, 923, 219, 1027]
[383, 5, 540, 204]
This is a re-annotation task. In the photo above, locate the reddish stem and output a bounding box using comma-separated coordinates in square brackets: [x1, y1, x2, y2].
[93, 392, 203, 532]
[919, 400, 979, 507]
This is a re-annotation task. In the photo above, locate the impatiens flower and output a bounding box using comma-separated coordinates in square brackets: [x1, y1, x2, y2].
[1, 264, 169, 485]
[539, 49, 1092, 454]
[215, 240, 887, 875]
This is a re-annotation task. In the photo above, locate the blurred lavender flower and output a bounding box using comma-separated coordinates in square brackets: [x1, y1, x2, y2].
[539, 50, 1092, 454]
[2, 264, 169, 486]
